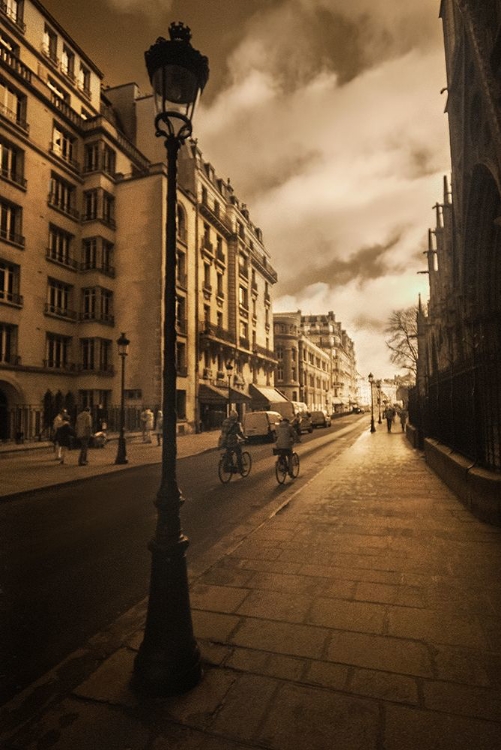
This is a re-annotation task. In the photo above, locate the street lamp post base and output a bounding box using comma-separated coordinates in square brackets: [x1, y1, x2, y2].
[115, 436, 128, 465]
[370, 419, 376, 433]
[132, 538, 202, 696]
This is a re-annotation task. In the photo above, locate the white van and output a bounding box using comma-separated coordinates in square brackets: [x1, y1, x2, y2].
[243, 411, 282, 443]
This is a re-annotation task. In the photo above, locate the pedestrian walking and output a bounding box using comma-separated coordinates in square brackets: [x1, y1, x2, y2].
[52, 409, 68, 460]
[54, 415, 76, 464]
[140, 407, 154, 443]
[155, 410, 163, 446]
[76, 406, 92, 465]
[399, 407, 408, 432]
[383, 405, 396, 432]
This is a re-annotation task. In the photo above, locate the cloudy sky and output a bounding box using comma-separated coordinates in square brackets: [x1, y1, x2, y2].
[44, 0, 451, 379]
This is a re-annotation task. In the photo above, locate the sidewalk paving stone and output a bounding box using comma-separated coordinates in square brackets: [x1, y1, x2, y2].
[3, 425, 501, 749]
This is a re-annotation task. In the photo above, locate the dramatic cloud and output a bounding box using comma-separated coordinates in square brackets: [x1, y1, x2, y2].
[196, 0, 450, 377]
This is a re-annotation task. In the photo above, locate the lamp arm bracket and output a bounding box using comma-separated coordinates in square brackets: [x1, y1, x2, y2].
[154, 112, 193, 143]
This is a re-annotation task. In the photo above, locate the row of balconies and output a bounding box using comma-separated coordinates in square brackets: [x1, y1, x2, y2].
[43, 304, 114, 325]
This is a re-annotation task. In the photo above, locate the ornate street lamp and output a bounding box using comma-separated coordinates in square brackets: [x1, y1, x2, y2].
[225, 359, 234, 417]
[133, 22, 209, 697]
[376, 379, 382, 424]
[114, 332, 130, 465]
[368, 373, 376, 433]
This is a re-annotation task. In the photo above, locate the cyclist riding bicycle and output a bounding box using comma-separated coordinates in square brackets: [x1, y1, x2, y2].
[274, 416, 298, 477]
[219, 410, 246, 472]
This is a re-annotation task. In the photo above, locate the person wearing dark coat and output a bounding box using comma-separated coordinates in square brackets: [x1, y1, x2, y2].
[54, 416, 75, 464]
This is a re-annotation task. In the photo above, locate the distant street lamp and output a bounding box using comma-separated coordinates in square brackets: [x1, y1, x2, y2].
[114, 332, 130, 465]
[376, 379, 382, 424]
[225, 359, 234, 416]
[133, 22, 209, 697]
[368, 373, 376, 433]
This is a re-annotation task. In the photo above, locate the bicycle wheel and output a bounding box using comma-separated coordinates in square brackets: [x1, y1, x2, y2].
[275, 456, 287, 484]
[240, 451, 252, 477]
[291, 452, 300, 478]
[218, 455, 233, 483]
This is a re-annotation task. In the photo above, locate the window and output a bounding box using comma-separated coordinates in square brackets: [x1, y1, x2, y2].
[83, 189, 115, 227]
[84, 142, 116, 174]
[81, 337, 112, 372]
[203, 263, 211, 290]
[176, 250, 186, 287]
[277, 366, 284, 381]
[0, 322, 17, 363]
[216, 272, 224, 297]
[0, 137, 25, 187]
[3, 0, 24, 28]
[84, 142, 99, 172]
[48, 77, 69, 105]
[102, 144, 115, 175]
[102, 192, 114, 226]
[177, 204, 187, 242]
[82, 237, 114, 276]
[48, 225, 74, 267]
[0, 197, 23, 246]
[82, 237, 97, 269]
[124, 389, 142, 400]
[0, 259, 21, 305]
[82, 287, 114, 323]
[176, 296, 186, 332]
[61, 45, 75, 80]
[83, 189, 98, 220]
[49, 173, 78, 218]
[52, 123, 76, 166]
[0, 30, 19, 56]
[176, 341, 187, 375]
[46, 278, 74, 319]
[46, 333, 71, 369]
[239, 285, 248, 309]
[78, 64, 90, 96]
[240, 320, 249, 340]
[43, 24, 57, 63]
[0, 77, 27, 131]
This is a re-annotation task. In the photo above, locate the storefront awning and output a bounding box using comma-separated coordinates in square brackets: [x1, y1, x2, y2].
[249, 384, 289, 404]
[230, 387, 251, 403]
[199, 384, 252, 405]
[332, 397, 345, 405]
[198, 384, 228, 405]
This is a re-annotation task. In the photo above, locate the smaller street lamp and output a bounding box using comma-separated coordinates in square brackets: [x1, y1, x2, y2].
[368, 372, 376, 433]
[376, 380, 382, 424]
[226, 359, 234, 417]
[115, 332, 130, 465]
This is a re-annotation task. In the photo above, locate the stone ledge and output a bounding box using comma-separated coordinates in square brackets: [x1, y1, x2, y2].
[424, 438, 501, 526]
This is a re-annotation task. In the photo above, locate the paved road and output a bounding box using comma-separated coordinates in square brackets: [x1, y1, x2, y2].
[0, 416, 365, 705]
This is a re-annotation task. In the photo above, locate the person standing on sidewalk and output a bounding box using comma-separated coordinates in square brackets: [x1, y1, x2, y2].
[52, 409, 68, 460]
[140, 407, 154, 443]
[399, 407, 408, 432]
[76, 406, 92, 465]
[383, 404, 396, 432]
[155, 410, 163, 446]
[54, 415, 75, 464]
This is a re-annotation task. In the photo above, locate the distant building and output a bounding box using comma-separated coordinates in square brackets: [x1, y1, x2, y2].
[273, 311, 357, 413]
[0, 0, 277, 439]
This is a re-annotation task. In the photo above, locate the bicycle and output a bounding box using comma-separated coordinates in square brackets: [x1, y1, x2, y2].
[273, 448, 300, 484]
[218, 446, 252, 483]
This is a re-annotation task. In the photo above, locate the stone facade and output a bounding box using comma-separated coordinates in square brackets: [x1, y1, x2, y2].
[416, 1, 501, 476]
[273, 311, 357, 414]
[0, 0, 277, 439]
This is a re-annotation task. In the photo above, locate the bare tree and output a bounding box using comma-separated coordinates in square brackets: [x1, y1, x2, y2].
[385, 306, 418, 374]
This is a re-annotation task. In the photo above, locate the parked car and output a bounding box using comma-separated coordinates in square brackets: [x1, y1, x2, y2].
[310, 410, 331, 428]
[243, 411, 282, 443]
